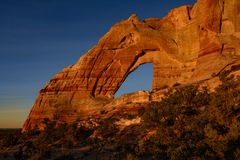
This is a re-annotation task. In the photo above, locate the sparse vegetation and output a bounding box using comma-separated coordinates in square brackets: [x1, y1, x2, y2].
[0, 71, 240, 159]
[138, 72, 240, 159]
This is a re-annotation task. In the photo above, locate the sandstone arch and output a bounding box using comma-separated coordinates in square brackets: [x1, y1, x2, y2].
[23, 0, 240, 131]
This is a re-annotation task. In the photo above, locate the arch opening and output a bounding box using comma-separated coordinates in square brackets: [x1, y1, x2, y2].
[115, 63, 153, 97]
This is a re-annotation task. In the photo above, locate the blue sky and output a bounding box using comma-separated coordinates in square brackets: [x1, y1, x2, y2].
[0, 0, 196, 128]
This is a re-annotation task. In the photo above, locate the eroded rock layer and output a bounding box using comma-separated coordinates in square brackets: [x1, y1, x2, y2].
[23, 0, 240, 131]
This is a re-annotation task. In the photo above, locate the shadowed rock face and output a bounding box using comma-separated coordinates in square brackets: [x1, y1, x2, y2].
[22, 0, 240, 131]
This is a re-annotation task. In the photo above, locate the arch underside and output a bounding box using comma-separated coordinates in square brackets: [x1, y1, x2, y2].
[91, 49, 194, 98]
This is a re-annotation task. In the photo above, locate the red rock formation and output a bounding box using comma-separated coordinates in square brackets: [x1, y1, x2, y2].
[22, 0, 240, 131]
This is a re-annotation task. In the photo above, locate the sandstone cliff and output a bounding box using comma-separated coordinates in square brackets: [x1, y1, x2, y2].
[22, 0, 240, 131]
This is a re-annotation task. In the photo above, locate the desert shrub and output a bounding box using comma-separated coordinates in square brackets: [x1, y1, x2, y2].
[55, 151, 75, 160]
[1, 132, 20, 147]
[138, 75, 240, 159]
[143, 85, 210, 127]
[126, 153, 138, 160]
[219, 70, 231, 82]
[140, 85, 209, 159]
[65, 123, 93, 145]
[3, 72, 240, 159]
[96, 118, 118, 138]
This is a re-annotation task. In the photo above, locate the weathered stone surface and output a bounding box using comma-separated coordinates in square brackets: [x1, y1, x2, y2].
[22, 0, 240, 131]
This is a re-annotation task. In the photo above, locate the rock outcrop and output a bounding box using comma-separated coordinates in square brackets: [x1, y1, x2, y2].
[22, 0, 240, 131]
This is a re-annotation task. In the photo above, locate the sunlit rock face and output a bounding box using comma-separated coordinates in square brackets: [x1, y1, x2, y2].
[22, 0, 240, 131]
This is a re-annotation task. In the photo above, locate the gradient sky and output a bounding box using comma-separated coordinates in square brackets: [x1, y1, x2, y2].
[0, 0, 196, 128]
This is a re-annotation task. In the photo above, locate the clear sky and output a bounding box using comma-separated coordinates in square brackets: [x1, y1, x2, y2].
[0, 0, 196, 128]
